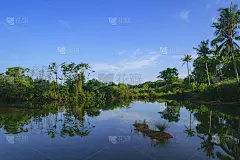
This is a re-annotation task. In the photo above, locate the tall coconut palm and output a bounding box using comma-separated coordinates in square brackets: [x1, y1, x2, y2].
[194, 40, 211, 85]
[181, 54, 193, 87]
[211, 2, 240, 84]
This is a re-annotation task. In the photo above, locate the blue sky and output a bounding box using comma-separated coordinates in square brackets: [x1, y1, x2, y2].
[0, 0, 238, 83]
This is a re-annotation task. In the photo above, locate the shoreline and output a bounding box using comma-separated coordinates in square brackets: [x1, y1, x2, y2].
[159, 92, 240, 106]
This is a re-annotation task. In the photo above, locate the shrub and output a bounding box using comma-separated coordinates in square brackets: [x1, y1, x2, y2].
[155, 123, 169, 132]
[200, 80, 240, 102]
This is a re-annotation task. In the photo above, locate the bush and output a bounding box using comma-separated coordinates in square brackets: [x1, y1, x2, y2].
[191, 82, 208, 92]
[155, 123, 169, 132]
[200, 80, 240, 102]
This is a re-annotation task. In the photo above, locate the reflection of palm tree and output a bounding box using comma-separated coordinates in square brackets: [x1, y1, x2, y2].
[216, 118, 240, 160]
[150, 139, 168, 148]
[188, 102, 240, 160]
[184, 110, 195, 137]
[196, 108, 216, 159]
[199, 111, 215, 159]
[216, 135, 240, 160]
[198, 134, 216, 159]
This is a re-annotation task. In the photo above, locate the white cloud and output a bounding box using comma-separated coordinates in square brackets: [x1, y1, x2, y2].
[118, 50, 127, 55]
[59, 20, 71, 29]
[92, 51, 161, 72]
[179, 10, 190, 22]
[118, 49, 142, 58]
[92, 64, 120, 72]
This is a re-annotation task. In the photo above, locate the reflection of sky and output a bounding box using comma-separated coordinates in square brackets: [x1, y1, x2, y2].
[0, 101, 224, 160]
[94, 102, 199, 131]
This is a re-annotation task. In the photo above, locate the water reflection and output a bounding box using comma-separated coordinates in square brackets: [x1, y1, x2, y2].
[158, 101, 240, 160]
[0, 100, 240, 159]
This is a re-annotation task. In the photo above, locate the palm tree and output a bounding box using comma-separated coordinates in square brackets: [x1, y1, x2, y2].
[211, 2, 240, 84]
[194, 40, 212, 85]
[181, 54, 193, 87]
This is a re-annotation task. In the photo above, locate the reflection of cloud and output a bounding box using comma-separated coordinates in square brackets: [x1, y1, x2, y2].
[179, 10, 190, 22]
[59, 20, 71, 29]
[96, 110, 156, 123]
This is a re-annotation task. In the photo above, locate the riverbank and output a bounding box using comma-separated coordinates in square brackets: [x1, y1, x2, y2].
[159, 82, 240, 105]
[160, 92, 240, 105]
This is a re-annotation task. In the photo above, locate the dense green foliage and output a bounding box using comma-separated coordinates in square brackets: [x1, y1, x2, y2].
[157, 68, 179, 84]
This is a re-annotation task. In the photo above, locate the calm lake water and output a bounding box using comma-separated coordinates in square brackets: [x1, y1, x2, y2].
[0, 101, 240, 160]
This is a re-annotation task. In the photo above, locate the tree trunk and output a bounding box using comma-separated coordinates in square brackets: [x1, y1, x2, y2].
[231, 51, 240, 84]
[55, 73, 58, 98]
[205, 62, 211, 85]
[187, 62, 191, 87]
[209, 111, 212, 134]
[190, 111, 192, 130]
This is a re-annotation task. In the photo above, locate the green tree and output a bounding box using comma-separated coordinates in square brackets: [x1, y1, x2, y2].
[157, 68, 179, 84]
[211, 3, 240, 84]
[181, 54, 193, 87]
[73, 63, 90, 102]
[48, 62, 59, 98]
[194, 40, 212, 85]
